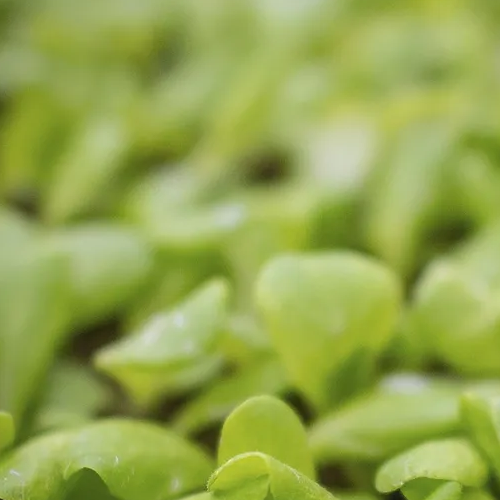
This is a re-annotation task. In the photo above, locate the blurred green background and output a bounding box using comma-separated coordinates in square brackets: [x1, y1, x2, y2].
[2, 0, 500, 458]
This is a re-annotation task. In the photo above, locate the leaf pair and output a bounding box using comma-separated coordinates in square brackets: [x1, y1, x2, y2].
[208, 395, 339, 500]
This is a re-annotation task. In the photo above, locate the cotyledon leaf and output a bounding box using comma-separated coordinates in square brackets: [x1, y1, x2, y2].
[173, 356, 288, 435]
[0, 419, 213, 500]
[95, 279, 230, 407]
[0, 412, 14, 453]
[217, 395, 315, 479]
[255, 251, 402, 410]
[309, 374, 463, 463]
[375, 439, 489, 500]
[209, 452, 339, 500]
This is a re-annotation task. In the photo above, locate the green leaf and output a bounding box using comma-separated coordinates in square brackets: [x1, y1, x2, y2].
[42, 115, 130, 223]
[0, 247, 72, 425]
[310, 374, 462, 463]
[461, 388, 500, 478]
[44, 224, 153, 327]
[208, 452, 338, 500]
[95, 279, 230, 407]
[255, 251, 402, 410]
[173, 356, 288, 435]
[33, 360, 111, 434]
[365, 111, 461, 276]
[217, 395, 315, 479]
[0, 419, 213, 500]
[409, 222, 500, 375]
[375, 439, 489, 500]
[0, 412, 14, 453]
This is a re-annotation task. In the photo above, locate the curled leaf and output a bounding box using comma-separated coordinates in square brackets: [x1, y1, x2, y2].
[255, 251, 401, 410]
[375, 439, 488, 500]
[95, 279, 230, 407]
[209, 452, 338, 500]
[217, 395, 315, 479]
[0, 419, 213, 500]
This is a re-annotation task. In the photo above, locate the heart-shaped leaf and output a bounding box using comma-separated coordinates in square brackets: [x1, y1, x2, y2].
[209, 452, 338, 500]
[255, 251, 401, 410]
[217, 395, 315, 479]
[95, 279, 230, 407]
[0, 419, 213, 500]
[375, 439, 488, 500]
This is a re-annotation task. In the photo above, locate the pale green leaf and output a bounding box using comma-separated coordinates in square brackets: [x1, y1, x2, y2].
[218, 395, 315, 479]
[95, 279, 229, 407]
[376, 439, 488, 500]
[0, 419, 213, 500]
[44, 224, 153, 327]
[33, 360, 111, 434]
[0, 247, 72, 424]
[310, 374, 462, 463]
[255, 251, 401, 409]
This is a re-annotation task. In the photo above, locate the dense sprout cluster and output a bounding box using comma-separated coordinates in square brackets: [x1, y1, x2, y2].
[2, 1, 500, 500]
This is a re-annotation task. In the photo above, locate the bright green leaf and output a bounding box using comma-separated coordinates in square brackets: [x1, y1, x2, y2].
[0, 419, 213, 500]
[95, 279, 230, 407]
[209, 452, 338, 500]
[217, 395, 315, 479]
[375, 439, 488, 500]
[255, 251, 402, 410]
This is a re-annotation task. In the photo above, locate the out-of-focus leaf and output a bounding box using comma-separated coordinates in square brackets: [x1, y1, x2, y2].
[309, 374, 462, 463]
[44, 224, 153, 327]
[209, 452, 338, 500]
[217, 395, 315, 479]
[0, 207, 37, 259]
[33, 360, 111, 434]
[409, 222, 500, 375]
[0, 247, 71, 425]
[0, 412, 14, 453]
[365, 111, 461, 277]
[336, 493, 379, 500]
[255, 251, 401, 410]
[0, 419, 213, 500]
[461, 387, 500, 479]
[95, 279, 230, 407]
[375, 439, 488, 500]
[173, 356, 288, 435]
[42, 115, 129, 223]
